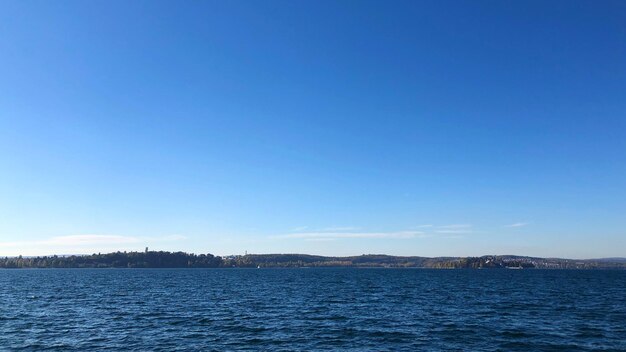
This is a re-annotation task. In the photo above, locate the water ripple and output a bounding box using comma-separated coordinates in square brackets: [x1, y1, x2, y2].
[1, 268, 625, 351]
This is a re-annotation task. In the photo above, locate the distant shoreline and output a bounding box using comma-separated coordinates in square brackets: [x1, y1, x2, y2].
[2, 251, 625, 270]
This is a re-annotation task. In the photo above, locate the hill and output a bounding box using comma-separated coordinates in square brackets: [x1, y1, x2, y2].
[1, 252, 626, 269]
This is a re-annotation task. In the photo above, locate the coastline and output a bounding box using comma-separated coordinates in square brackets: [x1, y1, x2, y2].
[2, 252, 625, 270]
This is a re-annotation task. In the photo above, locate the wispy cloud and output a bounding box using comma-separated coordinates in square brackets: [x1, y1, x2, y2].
[435, 230, 474, 234]
[434, 224, 473, 234]
[320, 226, 359, 232]
[155, 235, 188, 242]
[275, 231, 425, 240]
[437, 224, 472, 229]
[444, 235, 466, 239]
[290, 226, 359, 232]
[45, 235, 142, 246]
[0, 234, 187, 256]
[275, 223, 480, 241]
[0, 235, 140, 248]
[504, 222, 528, 228]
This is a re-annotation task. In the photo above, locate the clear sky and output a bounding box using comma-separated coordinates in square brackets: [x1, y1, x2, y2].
[1, 0, 625, 258]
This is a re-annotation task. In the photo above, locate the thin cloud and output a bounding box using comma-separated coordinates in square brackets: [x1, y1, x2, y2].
[435, 230, 473, 234]
[0, 235, 141, 248]
[504, 222, 528, 228]
[158, 235, 188, 241]
[435, 224, 473, 234]
[320, 226, 359, 232]
[275, 231, 425, 240]
[44, 235, 142, 246]
[290, 226, 358, 232]
[0, 234, 187, 256]
[437, 224, 472, 229]
[444, 235, 466, 239]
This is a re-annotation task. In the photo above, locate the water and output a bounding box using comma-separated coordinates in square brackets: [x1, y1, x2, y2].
[1, 268, 625, 351]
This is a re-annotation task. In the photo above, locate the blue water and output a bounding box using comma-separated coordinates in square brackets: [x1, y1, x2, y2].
[1, 268, 625, 351]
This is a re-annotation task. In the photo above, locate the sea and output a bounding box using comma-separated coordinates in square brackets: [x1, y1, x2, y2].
[1, 268, 625, 351]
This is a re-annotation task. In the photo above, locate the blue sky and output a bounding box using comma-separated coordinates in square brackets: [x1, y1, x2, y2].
[1, 0, 625, 258]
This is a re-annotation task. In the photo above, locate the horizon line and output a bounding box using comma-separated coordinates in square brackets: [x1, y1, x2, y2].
[3, 250, 624, 262]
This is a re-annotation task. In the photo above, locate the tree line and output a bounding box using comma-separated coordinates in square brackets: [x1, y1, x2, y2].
[1, 251, 624, 269]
